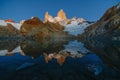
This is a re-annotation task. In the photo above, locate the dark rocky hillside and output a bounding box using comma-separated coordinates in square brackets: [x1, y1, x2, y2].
[83, 3, 120, 40]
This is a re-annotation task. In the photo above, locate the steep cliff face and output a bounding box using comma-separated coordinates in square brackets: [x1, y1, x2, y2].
[44, 12, 54, 23]
[43, 9, 93, 36]
[44, 9, 67, 23]
[57, 9, 67, 20]
[20, 17, 66, 39]
[83, 3, 120, 40]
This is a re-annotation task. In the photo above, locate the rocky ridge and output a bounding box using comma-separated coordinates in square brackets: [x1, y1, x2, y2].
[0, 9, 94, 38]
[83, 3, 120, 40]
[20, 17, 67, 39]
[44, 9, 67, 23]
[44, 9, 93, 36]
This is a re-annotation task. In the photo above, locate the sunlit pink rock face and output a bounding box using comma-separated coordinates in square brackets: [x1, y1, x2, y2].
[44, 9, 67, 23]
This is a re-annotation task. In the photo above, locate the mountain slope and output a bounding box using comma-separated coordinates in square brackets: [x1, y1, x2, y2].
[20, 17, 67, 39]
[44, 10, 93, 36]
[83, 3, 120, 40]
[0, 9, 94, 38]
[63, 18, 93, 36]
[0, 20, 21, 30]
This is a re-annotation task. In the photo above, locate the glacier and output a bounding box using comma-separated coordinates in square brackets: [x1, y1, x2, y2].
[63, 20, 92, 36]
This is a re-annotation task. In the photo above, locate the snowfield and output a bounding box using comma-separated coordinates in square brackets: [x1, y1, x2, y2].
[63, 20, 92, 36]
[0, 20, 21, 30]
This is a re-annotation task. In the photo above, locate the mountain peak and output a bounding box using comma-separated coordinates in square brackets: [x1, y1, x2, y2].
[59, 9, 63, 12]
[57, 9, 67, 20]
[4, 19, 14, 23]
[44, 9, 67, 23]
[30, 17, 40, 21]
[23, 17, 43, 25]
[44, 11, 53, 23]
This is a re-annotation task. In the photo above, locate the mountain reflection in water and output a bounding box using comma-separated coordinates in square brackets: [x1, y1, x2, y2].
[0, 39, 120, 80]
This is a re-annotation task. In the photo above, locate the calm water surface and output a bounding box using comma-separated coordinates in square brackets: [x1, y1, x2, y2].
[0, 38, 120, 80]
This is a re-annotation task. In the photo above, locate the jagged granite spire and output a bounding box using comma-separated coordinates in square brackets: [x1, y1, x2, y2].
[57, 9, 67, 20]
[44, 11, 53, 23]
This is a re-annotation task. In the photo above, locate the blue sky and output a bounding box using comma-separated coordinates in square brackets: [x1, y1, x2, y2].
[0, 0, 119, 22]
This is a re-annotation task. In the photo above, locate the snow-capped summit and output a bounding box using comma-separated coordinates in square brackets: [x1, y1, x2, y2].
[20, 20, 25, 24]
[77, 18, 86, 23]
[63, 18, 92, 36]
[54, 16, 93, 36]
[54, 17, 63, 22]
[4, 19, 14, 22]
[0, 20, 21, 30]
[68, 17, 85, 23]
[43, 9, 93, 36]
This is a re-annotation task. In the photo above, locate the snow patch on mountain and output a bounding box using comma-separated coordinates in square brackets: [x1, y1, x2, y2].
[0, 20, 21, 30]
[0, 20, 7, 26]
[116, 2, 120, 9]
[9, 23, 21, 30]
[63, 20, 92, 36]
[43, 10, 93, 36]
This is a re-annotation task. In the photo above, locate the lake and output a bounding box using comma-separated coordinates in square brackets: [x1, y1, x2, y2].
[0, 38, 120, 80]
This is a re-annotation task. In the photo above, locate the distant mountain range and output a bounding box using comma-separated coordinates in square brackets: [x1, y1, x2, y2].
[0, 2, 119, 40]
[0, 9, 93, 39]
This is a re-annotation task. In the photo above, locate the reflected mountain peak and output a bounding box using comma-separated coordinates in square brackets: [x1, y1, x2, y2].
[0, 38, 120, 79]
[0, 39, 89, 65]
[44, 52, 67, 65]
